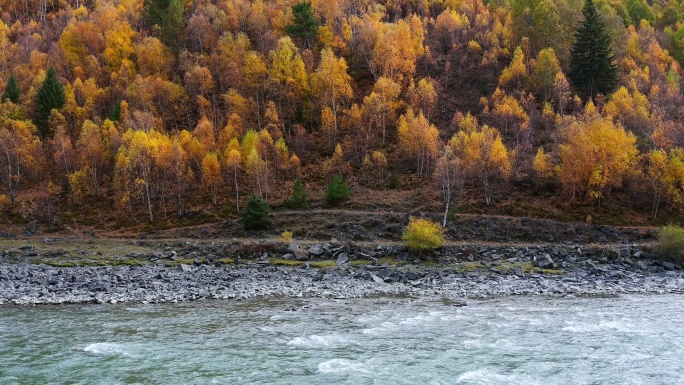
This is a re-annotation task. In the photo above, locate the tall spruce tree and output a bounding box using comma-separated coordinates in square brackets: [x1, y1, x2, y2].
[143, 0, 184, 48]
[35, 67, 65, 138]
[285, 1, 320, 48]
[568, 0, 618, 101]
[2, 74, 20, 104]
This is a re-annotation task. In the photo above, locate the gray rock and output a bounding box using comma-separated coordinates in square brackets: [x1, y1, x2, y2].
[307, 244, 325, 256]
[178, 264, 193, 272]
[514, 265, 525, 277]
[662, 261, 677, 271]
[405, 272, 419, 281]
[370, 274, 385, 284]
[618, 246, 631, 258]
[288, 242, 308, 260]
[336, 253, 349, 265]
[532, 254, 555, 269]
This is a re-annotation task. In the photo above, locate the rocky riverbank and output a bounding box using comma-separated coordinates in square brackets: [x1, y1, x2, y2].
[1, 242, 682, 305]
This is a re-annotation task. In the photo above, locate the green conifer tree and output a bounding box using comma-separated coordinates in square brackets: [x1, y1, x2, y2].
[35, 67, 65, 138]
[285, 1, 320, 48]
[568, 0, 618, 101]
[285, 179, 309, 209]
[325, 175, 350, 206]
[2, 74, 19, 104]
[143, 0, 184, 48]
[242, 194, 271, 230]
[110, 99, 122, 122]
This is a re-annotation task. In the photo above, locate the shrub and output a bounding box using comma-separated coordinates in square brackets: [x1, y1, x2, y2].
[402, 217, 445, 252]
[325, 175, 350, 206]
[657, 225, 684, 264]
[285, 179, 308, 209]
[280, 230, 293, 244]
[242, 195, 271, 230]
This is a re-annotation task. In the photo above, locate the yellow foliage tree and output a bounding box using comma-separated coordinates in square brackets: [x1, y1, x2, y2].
[397, 108, 440, 176]
[449, 124, 511, 205]
[498, 46, 527, 93]
[557, 113, 638, 200]
[201, 152, 221, 205]
[311, 48, 353, 142]
[533, 147, 554, 180]
[434, 8, 470, 54]
[103, 21, 135, 72]
[644, 148, 684, 218]
[602, 86, 652, 140]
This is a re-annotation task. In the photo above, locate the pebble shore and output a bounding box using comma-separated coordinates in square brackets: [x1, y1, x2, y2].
[1, 244, 683, 305]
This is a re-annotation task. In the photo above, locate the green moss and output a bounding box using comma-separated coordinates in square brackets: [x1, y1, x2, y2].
[44, 260, 79, 267]
[119, 258, 146, 266]
[217, 258, 235, 264]
[310, 260, 337, 268]
[376, 257, 403, 266]
[456, 262, 486, 272]
[270, 258, 304, 266]
[350, 259, 372, 266]
[163, 258, 196, 267]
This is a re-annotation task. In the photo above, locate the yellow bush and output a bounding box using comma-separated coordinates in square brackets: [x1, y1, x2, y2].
[402, 217, 445, 252]
[658, 225, 684, 264]
[280, 230, 293, 244]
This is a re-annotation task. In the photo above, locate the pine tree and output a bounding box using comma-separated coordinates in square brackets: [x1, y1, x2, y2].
[325, 175, 350, 206]
[35, 67, 65, 138]
[285, 1, 320, 48]
[109, 99, 122, 122]
[242, 194, 271, 230]
[2, 74, 19, 104]
[568, 0, 618, 101]
[143, 0, 184, 48]
[285, 179, 309, 209]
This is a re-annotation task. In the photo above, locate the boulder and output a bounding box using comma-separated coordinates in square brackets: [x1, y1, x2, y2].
[618, 246, 631, 258]
[307, 244, 325, 256]
[514, 265, 525, 277]
[288, 242, 309, 260]
[532, 253, 555, 269]
[662, 261, 678, 271]
[178, 263, 193, 272]
[370, 274, 385, 284]
[405, 271, 419, 281]
[336, 253, 349, 265]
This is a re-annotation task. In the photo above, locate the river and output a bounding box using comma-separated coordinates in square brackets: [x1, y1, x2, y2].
[1, 294, 683, 384]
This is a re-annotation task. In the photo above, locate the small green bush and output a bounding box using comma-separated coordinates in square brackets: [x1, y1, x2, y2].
[285, 179, 308, 209]
[657, 225, 684, 264]
[402, 217, 445, 252]
[325, 175, 350, 206]
[242, 195, 271, 230]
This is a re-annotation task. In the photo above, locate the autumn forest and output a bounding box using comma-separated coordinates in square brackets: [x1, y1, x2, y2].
[1, 0, 684, 229]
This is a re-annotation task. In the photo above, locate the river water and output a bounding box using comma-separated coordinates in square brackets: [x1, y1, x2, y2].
[1, 294, 683, 384]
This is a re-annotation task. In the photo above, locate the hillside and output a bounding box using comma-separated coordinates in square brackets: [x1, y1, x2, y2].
[0, 0, 683, 231]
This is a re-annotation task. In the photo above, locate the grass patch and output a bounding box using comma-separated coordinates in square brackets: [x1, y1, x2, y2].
[217, 258, 235, 264]
[115, 258, 146, 266]
[456, 262, 486, 272]
[376, 257, 403, 266]
[163, 258, 196, 267]
[310, 260, 338, 268]
[270, 258, 304, 266]
[44, 260, 79, 267]
[350, 259, 372, 266]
